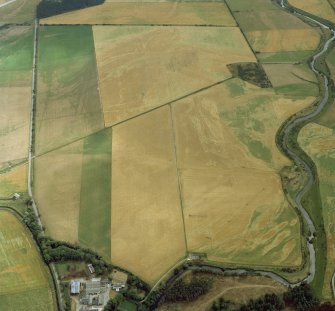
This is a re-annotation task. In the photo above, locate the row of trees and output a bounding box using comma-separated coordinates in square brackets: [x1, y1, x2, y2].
[210, 284, 335, 311]
[36, 0, 105, 19]
[23, 207, 111, 275]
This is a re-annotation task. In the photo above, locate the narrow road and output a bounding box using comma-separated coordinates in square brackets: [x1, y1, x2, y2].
[28, 19, 64, 311]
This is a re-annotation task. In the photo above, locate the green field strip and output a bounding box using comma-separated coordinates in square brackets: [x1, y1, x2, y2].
[257, 50, 317, 63]
[36, 25, 104, 155]
[0, 26, 33, 86]
[78, 128, 112, 261]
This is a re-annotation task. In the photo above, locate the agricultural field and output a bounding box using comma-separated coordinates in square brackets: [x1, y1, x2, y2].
[40, 2, 235, 26]
[34, 139, 83, 244]
[172, 78, 313, 267]
[290, 0, 335, 23]
[0, 26, 32, 171]
[111, 107, 186, 284]
[0, 164, 27, 197]
[226, 0, 321, 59]
[0, 0, 40, 24]
[263, 63, 319, 97]
[0, 211, 55, 310]
[158, 274, 286, 311]
[35, 128, 112, 259]
[36, 26, 104, 155]
[93, 26, 255, 126]
[299, 122, 335, 300]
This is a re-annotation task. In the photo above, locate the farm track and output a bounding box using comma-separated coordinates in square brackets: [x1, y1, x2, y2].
[143, 0, 335, 301]
[40, 23, 231, 27]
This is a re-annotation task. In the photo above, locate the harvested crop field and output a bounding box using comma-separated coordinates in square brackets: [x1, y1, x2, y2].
[0, 164, 27, 197]
[93, 26, 256, 126]
[226, 0, 320, 54]
[0, 87, 31, 169]
[158, 274, 286, 311]
[40, 2, 235, 26]
[172, 79, 314, 267]
[111, 107, 186, 284]
[36, 26, 104, 155]
[0, 211, 56, 310]
[34, 140, 83, 244]
[299, 123, 335, 300]
[290, 0, 335, 23]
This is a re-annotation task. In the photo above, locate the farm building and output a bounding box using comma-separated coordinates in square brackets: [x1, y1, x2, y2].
[111, 269, 128, 291]
[70, 280, 80, 295]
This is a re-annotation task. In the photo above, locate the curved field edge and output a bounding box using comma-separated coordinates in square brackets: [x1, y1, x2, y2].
[0, 209, 57, 311]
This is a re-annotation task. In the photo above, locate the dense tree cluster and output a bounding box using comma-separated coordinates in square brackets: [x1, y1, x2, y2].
[37, 0, 105, 19]
[163, 275, 212, 303]
[209, 284, 335, 311]
[23, 208, 111, 275]
[283, 283, 320, 311]
[239, 294, 285, 311]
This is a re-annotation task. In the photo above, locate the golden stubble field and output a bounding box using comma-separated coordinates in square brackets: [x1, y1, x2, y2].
[0, 87, 31, 169]
[41, 2, 236, 26]
[111, 106, 186, 284]
[247, 29, 320, 53]
[0, 164, 27, 197]
[93, 26, 256, 126]
[290, 0, 335, 23]
[172, 80, 314, 267]
[34, 140, 83, 243]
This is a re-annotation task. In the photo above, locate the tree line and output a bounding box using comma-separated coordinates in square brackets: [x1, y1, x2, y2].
[36, 0, 105, 19]
[210, 284, 335, 311]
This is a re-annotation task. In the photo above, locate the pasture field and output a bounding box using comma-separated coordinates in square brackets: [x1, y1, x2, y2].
[226, 0, 320, 54]
[263, 63, 319, 97]
[0, 0, 40, 24]
[158, 274, 286, 311]
[0, 211, 55, 311]
[79, 129, 112, 261]
[36, 26, 103, 155]
[299, 123, 335, 300]
[93, 26, 256, 126]
[0, 164, 27, 197]
[34, 140, 83, 243]
[290, 0, 335, 23]
[172, 78, 314, 267]
[111, 106, 186, 284]
[40, 2, 235, 26]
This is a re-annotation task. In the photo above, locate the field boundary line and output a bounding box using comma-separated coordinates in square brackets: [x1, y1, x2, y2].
[34, 77, 233, 158]
[111, 77, 233, 128]
[168, 104, 188, 253]
[40, 23, 235, 28]
[224, 0, 258, 61]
